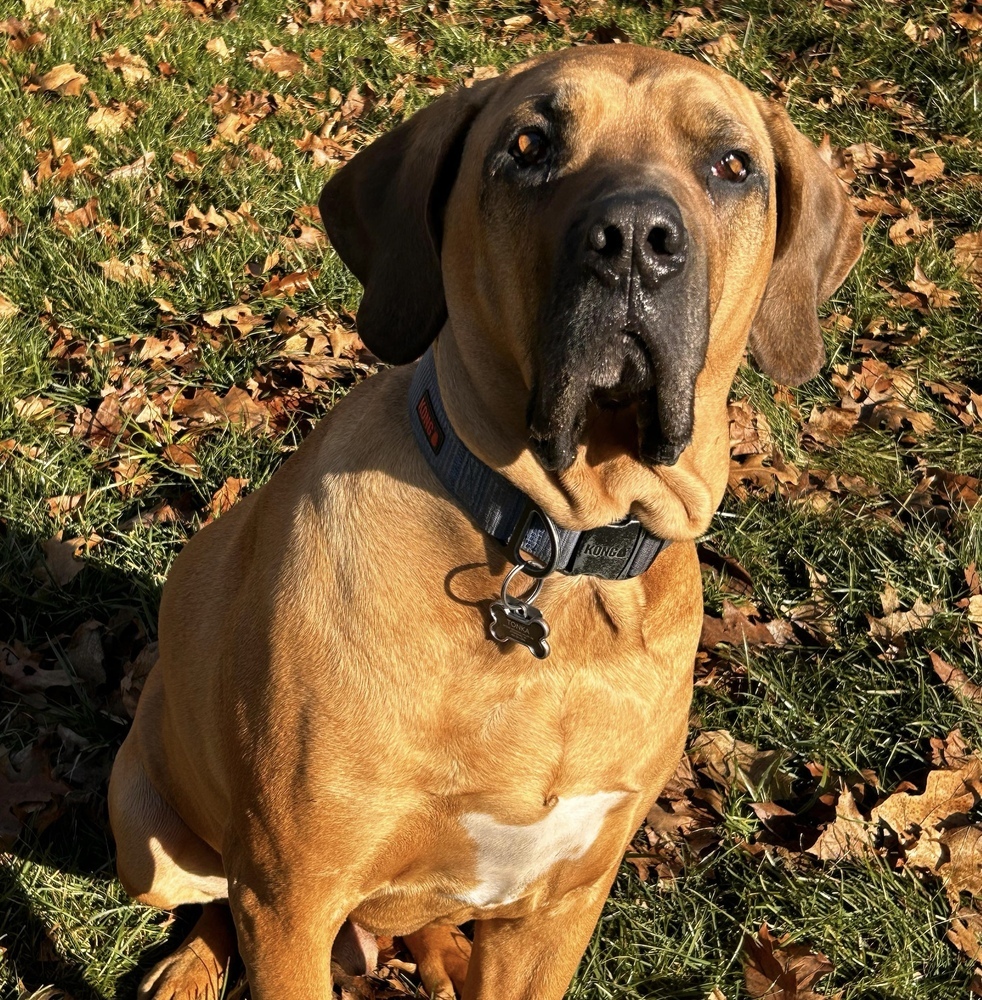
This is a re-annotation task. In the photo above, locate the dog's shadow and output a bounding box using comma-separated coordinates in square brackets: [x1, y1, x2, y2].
[0, 515, 199, 999]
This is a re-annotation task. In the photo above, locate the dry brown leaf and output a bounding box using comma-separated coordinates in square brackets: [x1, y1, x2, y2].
[871, 759, 982, 858]
[0, 293, 19, 320]
[800, 407, 858, 450]
[862, 399, 935, 438]
[248, 45, 303, 77]
[0, 641, 71, 694]
[99, 255, 154, 285]
[700, 601, 793, 651]
[699, 33, 739, 59]
[37, 63, 88, 96]
[806, 785, 874, 862]
[0, 743, 70, 849]
[941, 826, 982, 900]
[41, 531, 100, 586]
[210, 476, 249, 519]
[889, 210, 933, 246]
[105, 151, 155, 182]
[1, 17, 47, 51]
[53, 196, 98, 235]
[905, 151, 945, 185]
[954, 232, 982, 289]
[45, 493, 84, 518]
[206, 36, 231, 60]
[743, 924, 834, 1000]
[162, 441, 201, 478]
[867, 596, 939, 640]
[931, 652, 982, 705]
[690, 730, 794, 801]
[261, 270, 318, 297]
[947, 909, 982, 964]
[87, 103, 136, 135]
[102, 45, 151, 84]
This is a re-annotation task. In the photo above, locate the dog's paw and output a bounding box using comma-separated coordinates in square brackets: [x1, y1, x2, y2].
[138, 944, 227, 1000]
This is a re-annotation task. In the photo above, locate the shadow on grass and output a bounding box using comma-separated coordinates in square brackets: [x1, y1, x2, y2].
[0, 517, 195, 999]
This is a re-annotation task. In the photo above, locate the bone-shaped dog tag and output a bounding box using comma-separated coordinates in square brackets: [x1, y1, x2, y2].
[489, 600, 551, 659]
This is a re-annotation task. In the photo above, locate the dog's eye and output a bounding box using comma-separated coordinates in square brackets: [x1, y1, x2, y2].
[510, 129, 550, 167]
[712, 151, 749, 183]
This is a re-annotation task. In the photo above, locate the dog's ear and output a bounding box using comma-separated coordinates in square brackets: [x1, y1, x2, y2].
[319, 82, 493, 365]
[748, 99, 865, 386]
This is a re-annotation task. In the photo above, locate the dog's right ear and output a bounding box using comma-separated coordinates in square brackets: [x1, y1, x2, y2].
[319, 82, 494, 365]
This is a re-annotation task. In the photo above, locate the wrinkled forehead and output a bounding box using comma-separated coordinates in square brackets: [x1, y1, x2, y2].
[473, 47, 773, 170]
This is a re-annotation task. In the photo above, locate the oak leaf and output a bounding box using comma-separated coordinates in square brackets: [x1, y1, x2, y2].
[905, 151, 945, 185]
[102, 45, 151, 84]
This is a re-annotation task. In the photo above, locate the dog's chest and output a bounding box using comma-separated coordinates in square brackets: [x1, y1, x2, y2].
[454, 790, 627, 907]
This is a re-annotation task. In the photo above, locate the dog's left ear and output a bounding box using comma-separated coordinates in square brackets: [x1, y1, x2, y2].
[748, 99, 865, 386]
[319, 82, 495, 365]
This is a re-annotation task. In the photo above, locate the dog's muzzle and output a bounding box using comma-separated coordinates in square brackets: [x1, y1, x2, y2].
[528, 187, 709, 473]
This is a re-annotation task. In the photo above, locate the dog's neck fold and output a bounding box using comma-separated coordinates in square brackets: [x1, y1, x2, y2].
[432, 323, 728, 542]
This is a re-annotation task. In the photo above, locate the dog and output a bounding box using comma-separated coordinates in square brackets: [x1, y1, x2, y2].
[108, 43, 863, 1000]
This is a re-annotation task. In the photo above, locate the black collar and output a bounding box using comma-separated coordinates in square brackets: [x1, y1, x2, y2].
[408, 347, 670, 580]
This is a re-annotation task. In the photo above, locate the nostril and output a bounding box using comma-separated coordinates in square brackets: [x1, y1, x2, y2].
[589, 224, 624, 257]
[648, 225, 681, 257]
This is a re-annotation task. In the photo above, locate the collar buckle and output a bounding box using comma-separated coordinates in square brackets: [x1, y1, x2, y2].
[569, 517, 647, 579]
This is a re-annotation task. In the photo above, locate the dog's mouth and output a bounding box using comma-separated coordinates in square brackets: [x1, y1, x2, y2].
[591, 328, 654, 407]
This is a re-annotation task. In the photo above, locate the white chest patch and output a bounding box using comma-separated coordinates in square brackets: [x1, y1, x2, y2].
[456, 791, 628, 907]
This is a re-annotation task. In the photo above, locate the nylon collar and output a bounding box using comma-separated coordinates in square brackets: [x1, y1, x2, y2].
[408, 347, 670, 580]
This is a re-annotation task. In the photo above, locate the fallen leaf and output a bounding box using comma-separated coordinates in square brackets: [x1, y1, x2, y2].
[87, 103, 136, 135]
[800, 407, 858, 450]
[744, 924, 834, 1000]
[0, 641, 71, 694]
[248, 45, 303, 77]
[206, 36, 231, 59]
[954, 232, 982, 290]
[700, 601, 792, 651]
[0, 293, 19, 320]
[941, 826, 982, 900]
[947, 908, 982, 964]
[867, 596, 939, 640]
[41, 531, 99, 586]
[806, 785, 874, 862]
[53, 196, 99, 234]
[102, 45, 151, 84]
[99, 255, 154, 285]
[931, 652, 982, 705]
[690, 730, 794, 801]
[209, 476, 249, 519]
[889, 210, 933, 246]
[905, 151, 945, 185]
[105, 151, 155, 182]
[872, 759, 982, 860]
[37, 63, 88, 97]
[0, 743, 69, 848]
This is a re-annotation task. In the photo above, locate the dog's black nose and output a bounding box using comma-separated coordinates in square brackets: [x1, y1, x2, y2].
[584, 194, 687, 288]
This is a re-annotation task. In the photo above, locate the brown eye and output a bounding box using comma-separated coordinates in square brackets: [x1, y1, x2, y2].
[712, 150, 749, 182]
[510, 129, 550, 167]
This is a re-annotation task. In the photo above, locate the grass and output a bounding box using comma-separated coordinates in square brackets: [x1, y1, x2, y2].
[1, 0, 981, 998]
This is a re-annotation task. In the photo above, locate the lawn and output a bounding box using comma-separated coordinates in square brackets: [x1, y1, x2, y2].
[1, 0, 981, 998]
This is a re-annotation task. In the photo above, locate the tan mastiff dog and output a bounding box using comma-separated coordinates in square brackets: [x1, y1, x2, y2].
[108, 44, 863, 1000]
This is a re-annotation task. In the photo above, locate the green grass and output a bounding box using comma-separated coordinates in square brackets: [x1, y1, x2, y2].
[1, 0, 981, 998]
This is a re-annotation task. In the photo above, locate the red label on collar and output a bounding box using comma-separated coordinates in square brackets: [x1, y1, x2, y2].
[416, 391, 444, 454]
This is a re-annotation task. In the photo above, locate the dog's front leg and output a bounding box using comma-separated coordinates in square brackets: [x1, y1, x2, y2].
[462, 869, 618, 1000]
[228, 865, 354, 998]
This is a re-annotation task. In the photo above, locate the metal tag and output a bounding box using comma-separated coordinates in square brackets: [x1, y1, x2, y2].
[489, 600, 551, 659]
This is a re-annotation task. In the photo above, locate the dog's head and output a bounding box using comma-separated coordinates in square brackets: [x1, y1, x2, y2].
[320, 45, 863, 477]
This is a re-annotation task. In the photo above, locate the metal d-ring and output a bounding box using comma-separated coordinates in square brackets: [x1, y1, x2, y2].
[499, 562, 545, 611]
[506, 500, 561, 579]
